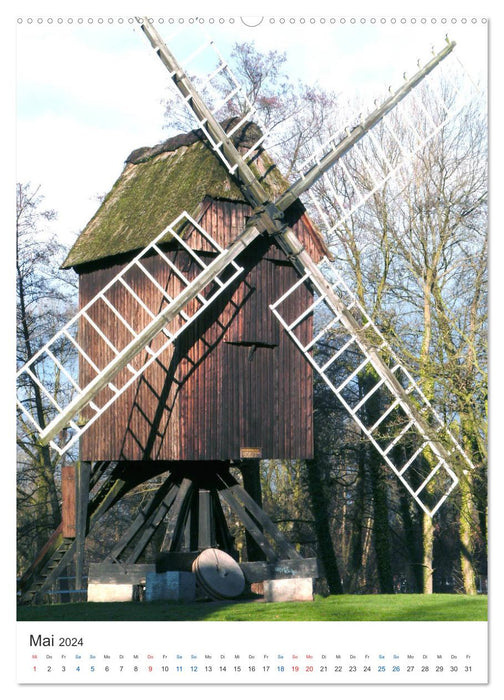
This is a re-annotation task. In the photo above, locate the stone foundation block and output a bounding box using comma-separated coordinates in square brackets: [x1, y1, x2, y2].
[87, 583, 135, 603]
[145, 571, 196, 602]
[263, 577, 313, 602]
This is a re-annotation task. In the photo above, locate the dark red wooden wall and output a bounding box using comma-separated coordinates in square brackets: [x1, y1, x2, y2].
[78, 200, 322, 462]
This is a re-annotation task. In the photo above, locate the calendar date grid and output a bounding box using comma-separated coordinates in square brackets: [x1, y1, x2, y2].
[28, 649, 478, 680]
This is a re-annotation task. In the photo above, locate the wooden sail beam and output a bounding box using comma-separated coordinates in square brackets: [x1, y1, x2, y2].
[36, 222, 259, 447]
[275, 40, 456, 212]
[138, 18, 270, 210]
[138, 17, 455, 225]
[137, 19, 465, 482]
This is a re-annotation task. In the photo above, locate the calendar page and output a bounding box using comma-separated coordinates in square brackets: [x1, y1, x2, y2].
[11, 1, 491, 693]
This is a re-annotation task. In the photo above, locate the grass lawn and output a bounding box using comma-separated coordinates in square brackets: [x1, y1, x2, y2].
[17, 593, 487, 622]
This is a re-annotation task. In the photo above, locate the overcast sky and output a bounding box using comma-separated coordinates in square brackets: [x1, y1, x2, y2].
[15, 15, 487, 250]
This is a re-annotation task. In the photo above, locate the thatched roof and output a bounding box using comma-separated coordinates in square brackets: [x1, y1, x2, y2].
[62, 119, 322, 270]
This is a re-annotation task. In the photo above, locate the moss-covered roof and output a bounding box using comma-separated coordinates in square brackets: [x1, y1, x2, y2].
[63, 121, 302, 269]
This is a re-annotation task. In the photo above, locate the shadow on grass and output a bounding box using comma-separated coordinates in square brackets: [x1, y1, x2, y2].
[17, 594, 488, 623]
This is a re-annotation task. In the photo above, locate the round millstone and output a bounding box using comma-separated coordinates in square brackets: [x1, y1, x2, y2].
[193, 548, 245, 600]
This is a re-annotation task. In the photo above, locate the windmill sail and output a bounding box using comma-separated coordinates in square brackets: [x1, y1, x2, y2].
[16, 212, 248, 454]
[138, 19, 270, 180]
[16, 19, 480, 517]
[299, 49, 480, 237]
[270, 260, 474, 516]
[134, 18, 479, 513]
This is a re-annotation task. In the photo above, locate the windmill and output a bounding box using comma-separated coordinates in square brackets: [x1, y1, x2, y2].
[17, 18, 481, 604]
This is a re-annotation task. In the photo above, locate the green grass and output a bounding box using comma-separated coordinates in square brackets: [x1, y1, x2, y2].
[17, 594, 487, 622]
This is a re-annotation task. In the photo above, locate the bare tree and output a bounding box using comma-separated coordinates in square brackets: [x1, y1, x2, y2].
[313, 76, 487, 593]
[16, 182, 78, 571]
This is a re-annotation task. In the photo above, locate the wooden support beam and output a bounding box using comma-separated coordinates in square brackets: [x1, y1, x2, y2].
[89, 460, 116, 490]
[156, 551, 199, 572]
[240, 460, 266, 562]
[224, 481, 302, 560]
[106, 476, 177, 562]
[74, 461, 91, 590]
[198, 489, 213, 550]
[126, 484, 179, 563]
[218, 486, 278, 561]
[88, 562, 155, 585]
[161, 478, 193, 551]
[211, 489, 236, 554]
[185, 489, 199, 551]
[61, 466, 76, 538]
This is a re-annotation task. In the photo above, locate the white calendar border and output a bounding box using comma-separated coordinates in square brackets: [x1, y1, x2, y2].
[5, 0, 501, 697]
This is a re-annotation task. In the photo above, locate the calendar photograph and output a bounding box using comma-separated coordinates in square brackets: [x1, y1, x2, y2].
[13, 6, 489, 687]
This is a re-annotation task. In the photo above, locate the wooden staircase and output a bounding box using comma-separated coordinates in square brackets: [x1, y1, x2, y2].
[18, 524, 76, 604]
[17, 460, 171, 604]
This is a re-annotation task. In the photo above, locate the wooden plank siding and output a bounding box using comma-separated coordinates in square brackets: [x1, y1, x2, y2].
[78, 199, 321, 462]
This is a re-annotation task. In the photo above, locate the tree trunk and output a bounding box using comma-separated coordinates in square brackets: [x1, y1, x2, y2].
[399, 494, 423, 592]
[369, 453, 394, 593]
[362, 371, 394, 593]
[422, 512, 434, 594]
[306, 458, 343, 594]
[348, 452, 367, 591]
[420, 274, 435, 594]
[459, 471, 477, 594]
